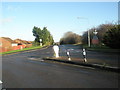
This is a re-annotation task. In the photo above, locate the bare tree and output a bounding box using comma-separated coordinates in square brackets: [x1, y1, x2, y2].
[60, 31, 82, 45]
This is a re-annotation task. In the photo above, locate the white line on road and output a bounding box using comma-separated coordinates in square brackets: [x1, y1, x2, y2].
[28, 58, 44, 62]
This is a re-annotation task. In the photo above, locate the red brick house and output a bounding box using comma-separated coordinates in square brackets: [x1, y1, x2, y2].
[0, 37, 33, 52]
[0, 37, 18, 52]
[14, 39, 32, 48]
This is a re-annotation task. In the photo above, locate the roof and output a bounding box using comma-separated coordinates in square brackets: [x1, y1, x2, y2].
[14, 39, 32, 44]
[0, 37, 18, 43]
[0, 37, 32, 44]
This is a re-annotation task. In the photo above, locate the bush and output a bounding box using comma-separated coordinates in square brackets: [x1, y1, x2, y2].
[102, 25, 120, 49]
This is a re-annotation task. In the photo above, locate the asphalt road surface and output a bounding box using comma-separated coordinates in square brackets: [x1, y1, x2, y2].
[2, 45, 119, 88]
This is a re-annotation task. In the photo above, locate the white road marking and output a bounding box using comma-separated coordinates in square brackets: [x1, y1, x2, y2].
[28, 58, 44, 62]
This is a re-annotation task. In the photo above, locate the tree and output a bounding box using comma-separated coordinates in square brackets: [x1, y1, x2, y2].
[32, 26, 42, 46]
[82, 23, 115, 45]
[42, 27, 54, 45]
[32, 26, 54, 46]
[97, 23, 115, 43]
[60, 31, 82, 45]
[102, 25, 120, 49]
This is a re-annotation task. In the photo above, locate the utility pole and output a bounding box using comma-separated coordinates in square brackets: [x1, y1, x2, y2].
[88, 30, 90, 47]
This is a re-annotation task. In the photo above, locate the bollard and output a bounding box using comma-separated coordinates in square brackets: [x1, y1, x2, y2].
[53, 44, 59, 58]
[66, 50, 71, 61]
[83, 48, 87, 62]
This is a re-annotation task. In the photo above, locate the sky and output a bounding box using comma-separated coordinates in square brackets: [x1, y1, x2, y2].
[0, 1, 118, 42]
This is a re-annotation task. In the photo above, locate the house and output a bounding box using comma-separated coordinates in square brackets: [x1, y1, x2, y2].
[0, 37, 19, 52]
[14, 39, 32, 48]
[0, 37, 33, 52]
[14, 39, 26, 45]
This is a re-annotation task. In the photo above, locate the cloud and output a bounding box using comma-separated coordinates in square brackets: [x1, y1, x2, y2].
[1, 17, 13, 23]
[77, 17, 88, 20]
[7, 6, 22, 11]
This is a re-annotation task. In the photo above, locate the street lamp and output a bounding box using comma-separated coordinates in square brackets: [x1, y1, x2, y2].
[77, 17, 90, 47]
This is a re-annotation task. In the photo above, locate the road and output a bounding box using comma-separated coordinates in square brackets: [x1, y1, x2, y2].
[2, 45, 119, 88]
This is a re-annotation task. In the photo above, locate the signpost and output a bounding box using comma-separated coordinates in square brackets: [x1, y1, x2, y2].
[92, 30, 99, 45]
[40, 39, 42, 46]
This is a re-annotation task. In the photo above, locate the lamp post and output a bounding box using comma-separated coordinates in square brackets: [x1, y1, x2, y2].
[77, 17, 90, 47]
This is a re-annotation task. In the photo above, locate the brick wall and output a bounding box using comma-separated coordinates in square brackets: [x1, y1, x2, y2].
[26, 44, 32, 48]
[12, 45, 26, 50]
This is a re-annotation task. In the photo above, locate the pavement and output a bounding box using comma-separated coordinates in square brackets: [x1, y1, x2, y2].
[43, 56, 119, 73]
[43, 45, 119, 73]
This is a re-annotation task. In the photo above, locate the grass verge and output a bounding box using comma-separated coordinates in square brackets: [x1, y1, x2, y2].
[0, 46, 43, 55]
[83, 45, 120, 53]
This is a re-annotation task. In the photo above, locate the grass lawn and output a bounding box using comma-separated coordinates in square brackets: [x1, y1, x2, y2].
[83, 45, 120, 53]
[0, 46, 43, 55]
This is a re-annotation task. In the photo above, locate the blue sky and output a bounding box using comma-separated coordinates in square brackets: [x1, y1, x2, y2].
[1, 2, 118, 42]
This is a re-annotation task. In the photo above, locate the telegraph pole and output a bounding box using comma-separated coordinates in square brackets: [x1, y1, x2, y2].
[88, 30, 90, 47]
